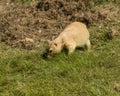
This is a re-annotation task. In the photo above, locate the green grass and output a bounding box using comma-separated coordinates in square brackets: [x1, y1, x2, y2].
[0, 25, 120, 96]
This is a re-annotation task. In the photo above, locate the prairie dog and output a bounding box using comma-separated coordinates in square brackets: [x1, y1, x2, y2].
[47, 22, 91, 56]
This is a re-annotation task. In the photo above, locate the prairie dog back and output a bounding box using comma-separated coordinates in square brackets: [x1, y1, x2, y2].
[60, 22, 90, 47]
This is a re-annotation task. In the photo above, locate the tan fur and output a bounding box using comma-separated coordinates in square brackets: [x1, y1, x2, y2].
[48, 22, 91, 55]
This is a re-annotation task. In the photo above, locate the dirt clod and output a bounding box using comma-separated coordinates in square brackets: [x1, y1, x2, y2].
[107, 28, 118, 40]
[114, 84, 120, 92]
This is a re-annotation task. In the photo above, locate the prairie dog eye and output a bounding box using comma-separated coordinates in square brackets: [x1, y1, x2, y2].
[54, 43, 57, 46]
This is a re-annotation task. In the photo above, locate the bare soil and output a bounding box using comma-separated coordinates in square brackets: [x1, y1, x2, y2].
[0, 0, 119, 49]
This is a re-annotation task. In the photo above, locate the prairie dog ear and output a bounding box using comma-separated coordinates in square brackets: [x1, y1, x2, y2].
[47, 40, 51, 44]
[52, 36, 55, 40]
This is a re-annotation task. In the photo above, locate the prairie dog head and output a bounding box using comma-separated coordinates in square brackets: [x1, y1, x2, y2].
[47, 38, 63, 56]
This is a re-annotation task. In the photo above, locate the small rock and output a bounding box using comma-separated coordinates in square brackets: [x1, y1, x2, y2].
[38, 30, 42, 34]
[25, 37, 34, 43]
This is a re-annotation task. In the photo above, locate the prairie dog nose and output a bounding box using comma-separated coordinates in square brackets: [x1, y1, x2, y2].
[49, 50, 52, 53]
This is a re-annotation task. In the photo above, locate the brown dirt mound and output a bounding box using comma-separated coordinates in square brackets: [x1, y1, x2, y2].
[0, 0, 119, 50]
